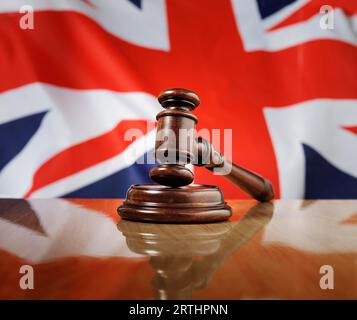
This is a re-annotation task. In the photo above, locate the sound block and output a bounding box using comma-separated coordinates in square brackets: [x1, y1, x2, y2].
[118, 184, 232, 223]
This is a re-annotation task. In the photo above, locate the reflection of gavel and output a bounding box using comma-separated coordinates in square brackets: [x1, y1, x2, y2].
[149, 88, 274, 202]
[118, 202, 274, 299]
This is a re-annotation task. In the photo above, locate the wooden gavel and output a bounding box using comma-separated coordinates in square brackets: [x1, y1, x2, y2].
[149, 88, 274, 202]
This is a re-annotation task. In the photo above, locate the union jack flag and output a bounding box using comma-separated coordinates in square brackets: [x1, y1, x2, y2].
[0, 0, 356, 199]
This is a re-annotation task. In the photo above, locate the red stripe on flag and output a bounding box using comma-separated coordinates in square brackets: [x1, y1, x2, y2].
[343, 126, 357, 135]
[24, 120, 151, 197]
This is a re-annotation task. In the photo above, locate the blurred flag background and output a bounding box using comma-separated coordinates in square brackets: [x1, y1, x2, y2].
[0, 0, 356, 199]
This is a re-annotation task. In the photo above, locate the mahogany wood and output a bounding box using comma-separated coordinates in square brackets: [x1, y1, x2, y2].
[118, 184, 232, 223]
[150, 88, 274, 201]
[149, 164, 193, 188]
[150, 88, 199, 187]
[119, 88, 274, 223]
[195, 137, 274, 202]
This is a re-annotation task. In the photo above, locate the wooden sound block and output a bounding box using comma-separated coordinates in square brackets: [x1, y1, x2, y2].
[118, 184, 232, 223]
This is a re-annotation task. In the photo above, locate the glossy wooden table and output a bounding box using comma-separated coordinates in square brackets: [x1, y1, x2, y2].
[0, 199, 356, 300]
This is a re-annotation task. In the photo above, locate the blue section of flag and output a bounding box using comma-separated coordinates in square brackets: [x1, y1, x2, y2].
[63, 159, 155, 198]
[128, 0, 141, 9]
[0, 111, 47, 172]
[303, 144, 357, 199]
[257, 0, 296, 18]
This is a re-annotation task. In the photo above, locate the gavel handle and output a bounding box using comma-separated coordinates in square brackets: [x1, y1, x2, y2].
[196, 137, 274, 202]
[213, 161, 274, 202]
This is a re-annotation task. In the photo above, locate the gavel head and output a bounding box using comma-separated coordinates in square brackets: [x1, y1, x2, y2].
[150, 88, 200, 187]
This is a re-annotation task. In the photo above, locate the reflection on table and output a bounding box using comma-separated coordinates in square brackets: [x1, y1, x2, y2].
[118, 202, 273, 299]
[0, 199, 356, 299]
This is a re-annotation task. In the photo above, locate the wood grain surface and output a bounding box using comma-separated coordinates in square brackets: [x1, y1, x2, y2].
[0, 198, 356, 299]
